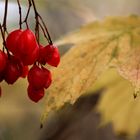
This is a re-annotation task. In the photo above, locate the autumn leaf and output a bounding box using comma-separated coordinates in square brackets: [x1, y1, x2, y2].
[95, 68, 138, 137]
[41, 16, 140, 125]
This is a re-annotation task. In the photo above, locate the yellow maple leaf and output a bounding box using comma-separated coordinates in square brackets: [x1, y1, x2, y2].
[41, 16, 140, 126]
[95, 68, 139, 137]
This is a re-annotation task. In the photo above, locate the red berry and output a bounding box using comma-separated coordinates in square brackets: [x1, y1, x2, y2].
[45, 45, 60, 67]
[4, 56, 21, 84]
[28, 65, 52, 90]
[6, 29, 23, 54]
[4, 62, 20, 84]
[28, 65, 46, 89]
[42, 67, 52, 89]
[37, 45, 47, 65]
[0, 50, 7, 72]
[37, 44, 60, 67]
[20, 47, 39, 65]
[0, 71, 5, 82]
[16, 29, 38, 56]
[9, 55, 24, 75]
[28, 84, 44, 102]
[21, 66, 29, 78]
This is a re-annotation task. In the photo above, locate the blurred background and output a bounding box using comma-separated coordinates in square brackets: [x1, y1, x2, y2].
[0, 0, 140, 140]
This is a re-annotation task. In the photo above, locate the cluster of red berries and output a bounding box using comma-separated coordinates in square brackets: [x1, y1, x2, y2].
[0, 29, 60, 102]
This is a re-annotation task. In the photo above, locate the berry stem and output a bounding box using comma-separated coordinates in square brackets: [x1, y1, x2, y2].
[1, 0, 10, 56]
[22, 0, 32, 29]
[38, 22, 49, 42]
[2, 0, 8, 34]
[17, 0, 22, 29]
[0, 23, 6, 47]
[31, 0, 53, 45]
[30, 0, 40, 43]
[0, 0, 53, 48]
[38, 14, 53, 45]
[0, 23, 10, 56]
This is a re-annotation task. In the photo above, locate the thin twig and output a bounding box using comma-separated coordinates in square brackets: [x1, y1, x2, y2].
[0, 23, 10, 56]
[38, 14, 52, 44]
[17, 0, 22, 29]
[3, 0, 8, 33]
[31, 0, 52, 44]
[30, 0, 40, 43]
[0, 23, 6, 46]
[22, 0, 32, 29]
[38, 22, 49, 42]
